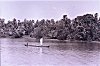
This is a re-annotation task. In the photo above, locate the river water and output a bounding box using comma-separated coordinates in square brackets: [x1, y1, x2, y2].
[0, 38, 100, 66]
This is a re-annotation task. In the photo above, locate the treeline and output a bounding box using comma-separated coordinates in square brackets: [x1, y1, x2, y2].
[0, 13, 100, 41]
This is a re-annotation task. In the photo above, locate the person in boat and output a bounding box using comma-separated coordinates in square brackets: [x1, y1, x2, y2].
[25, 42, 28, 46]
[40, 37, 43, 46]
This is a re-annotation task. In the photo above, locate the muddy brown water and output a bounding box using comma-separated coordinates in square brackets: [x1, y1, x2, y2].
[0, 38, 100, 66]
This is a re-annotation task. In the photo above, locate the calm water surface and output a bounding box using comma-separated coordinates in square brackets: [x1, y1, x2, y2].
[0, 38, 100, 66]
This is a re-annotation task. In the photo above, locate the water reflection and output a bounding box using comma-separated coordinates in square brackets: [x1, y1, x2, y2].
[0, 38, 100, 66]
[49, 42, 100, 52]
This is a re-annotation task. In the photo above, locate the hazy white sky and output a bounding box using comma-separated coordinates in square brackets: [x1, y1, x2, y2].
[0, 0, 100, 22]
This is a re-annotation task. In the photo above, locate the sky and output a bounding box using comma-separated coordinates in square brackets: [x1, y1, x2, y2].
[0, 0, 100, 22]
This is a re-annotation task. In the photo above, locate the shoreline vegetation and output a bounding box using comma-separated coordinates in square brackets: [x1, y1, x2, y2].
[0, 13, 100, 42]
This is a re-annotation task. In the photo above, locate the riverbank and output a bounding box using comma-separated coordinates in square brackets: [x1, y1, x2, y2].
[1, 35, 100, 44]
[23, 35, 100, 44]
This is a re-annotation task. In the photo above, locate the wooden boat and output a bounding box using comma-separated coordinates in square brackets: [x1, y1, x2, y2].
[27, 45, 49, 47]
[24, 43, 50, 47]
[24, 44, 50, 47]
